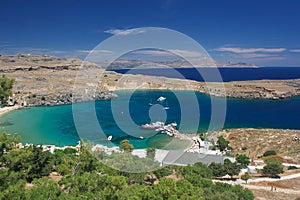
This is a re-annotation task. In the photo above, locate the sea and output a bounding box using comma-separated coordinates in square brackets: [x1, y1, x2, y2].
[1, 67, 300, 148]
[113, 67, 300, 82]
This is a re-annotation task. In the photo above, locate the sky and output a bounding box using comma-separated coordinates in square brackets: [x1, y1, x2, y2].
[0, 0, 300, 66]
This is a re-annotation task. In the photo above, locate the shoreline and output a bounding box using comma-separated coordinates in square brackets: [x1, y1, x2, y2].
[0, 105, 21, 116]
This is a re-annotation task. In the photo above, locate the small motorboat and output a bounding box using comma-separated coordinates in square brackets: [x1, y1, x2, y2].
[155, 127, 164, 132]
[157, 96, 166, 102]
[171, 122, 177, 127]
[107, 135, 112, 141]
[149, 99, 154, 106]
[139, 136, 144, 140]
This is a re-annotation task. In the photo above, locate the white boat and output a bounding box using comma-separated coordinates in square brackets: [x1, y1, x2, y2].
[163, 101, 169, 109]
[157, 96, 166, 102]
[139, 136, 144, 140]
[149, 99, 154, 106]
[155, 127, 164, 132]
[171, 122, 177, 127]
[107, 135, 112, 141]
[161, 130, 173, 136]
[166, 131, 173, 137]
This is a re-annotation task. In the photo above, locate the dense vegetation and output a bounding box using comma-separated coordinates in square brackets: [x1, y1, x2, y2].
[0, 133, 254, 199]
[262, 157, 283, 177]
[0, 75, 15, 106]
[263, 150, 277, 157]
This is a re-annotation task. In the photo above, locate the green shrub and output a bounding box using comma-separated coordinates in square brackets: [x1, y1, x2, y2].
[153, 167, 172, 179]
[263, 150, 276, 157]
[63, 148, 77, 154]
[242, 147, 247, 151]
[264, 158, 281, 165]
[288, 165, 298, 170]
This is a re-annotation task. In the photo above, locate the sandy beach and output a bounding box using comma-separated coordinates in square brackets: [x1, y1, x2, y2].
[0, 105, 21, 116]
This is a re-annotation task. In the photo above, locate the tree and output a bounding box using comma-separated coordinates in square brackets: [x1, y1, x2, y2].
[263, 163, 283, 177]
[176, 162, 213, 179]
[0, 75, 15, 106]
[0, 134, 256, 199]
[119, 140, 134, 152]
[217, 136, 229, 152]
[26, 147, 54, 182]
[153, 166, 172, 179]
[0, 132, 21, 157]
[263, 150, 276, 157]
[241, 172, 251, 183]
[209, 162, 226, 177]
[224, 159, 241, 178]
[25, 178, 66, 199]
[236, 155, 250, 168]
[264, 157, 281, 165]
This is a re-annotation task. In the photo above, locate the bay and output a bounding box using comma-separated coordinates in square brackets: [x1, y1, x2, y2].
[1, 90, 300, 148]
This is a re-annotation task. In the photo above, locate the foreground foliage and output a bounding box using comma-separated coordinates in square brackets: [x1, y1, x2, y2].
[0, 133, 254, 199]
[0, 74, 14, 106]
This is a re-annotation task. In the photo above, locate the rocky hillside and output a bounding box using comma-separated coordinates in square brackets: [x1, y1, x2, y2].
[219, 128, 300, 163]
[0, 54, 97, 72]
[1, 55, 300, 106]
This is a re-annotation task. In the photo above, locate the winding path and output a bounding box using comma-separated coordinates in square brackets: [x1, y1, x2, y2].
[214, 172, 300, 195]
[242, 184, 300, 195]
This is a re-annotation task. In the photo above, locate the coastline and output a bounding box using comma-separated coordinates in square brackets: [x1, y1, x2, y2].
[0, 105, 21, 116]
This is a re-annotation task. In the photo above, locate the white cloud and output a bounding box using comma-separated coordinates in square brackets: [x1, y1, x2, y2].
[131, 49, 202, 58]
[216, 47, 286, 53]
[104, 29, 146, 36]
[132, 50, 171, 56]
[240, 53, 280, 58]
[77, 49, 113, 54]
[290, 49, 300, 53]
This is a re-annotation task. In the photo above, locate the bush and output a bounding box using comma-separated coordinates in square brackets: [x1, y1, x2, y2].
[264, 158, 281, 165]
[63, 148, 77, 154]
[263, 163, 283, 177]
[153, 167, 172, 179]
[236, 155, 250, 168]
[263, 150, 276, 157]
[0, 75, 15, 106]
[288, 166, 298, 170]
[242, 147, 247, 151]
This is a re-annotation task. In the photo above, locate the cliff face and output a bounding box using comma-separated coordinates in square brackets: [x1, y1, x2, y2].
[1, 55, 300, 107]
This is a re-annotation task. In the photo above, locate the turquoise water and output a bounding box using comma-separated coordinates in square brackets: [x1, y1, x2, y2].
[1, 90, 300, 148]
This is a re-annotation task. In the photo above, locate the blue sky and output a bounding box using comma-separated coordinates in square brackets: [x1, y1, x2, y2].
[0, 0, 300, 66]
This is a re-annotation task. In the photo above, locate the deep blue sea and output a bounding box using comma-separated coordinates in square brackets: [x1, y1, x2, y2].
[112, 67, 300, 82]
[1, 90, 300, 148]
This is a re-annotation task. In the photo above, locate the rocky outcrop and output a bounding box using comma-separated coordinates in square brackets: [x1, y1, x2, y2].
[16, 92, 118, 107]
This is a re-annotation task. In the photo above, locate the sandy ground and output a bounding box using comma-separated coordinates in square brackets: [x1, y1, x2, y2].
[0, 105, 21, 116]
